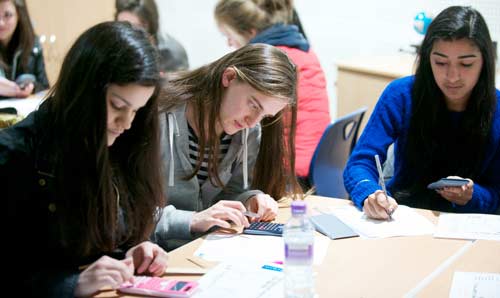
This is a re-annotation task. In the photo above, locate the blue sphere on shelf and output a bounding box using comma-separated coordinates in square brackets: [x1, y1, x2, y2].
[413, 11, 433, 35]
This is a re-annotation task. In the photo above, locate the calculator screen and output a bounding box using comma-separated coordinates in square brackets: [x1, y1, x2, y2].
[170, 281, 187, 291]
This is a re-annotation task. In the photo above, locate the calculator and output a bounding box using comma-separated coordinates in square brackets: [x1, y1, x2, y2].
[243, 222, 284, 236]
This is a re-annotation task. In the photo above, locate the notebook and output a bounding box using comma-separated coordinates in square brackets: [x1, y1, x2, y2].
[310, 213, 359, 240]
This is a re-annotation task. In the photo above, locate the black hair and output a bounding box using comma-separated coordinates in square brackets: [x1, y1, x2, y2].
[398, 6, 496, 207]
[44, 21, 164, 256]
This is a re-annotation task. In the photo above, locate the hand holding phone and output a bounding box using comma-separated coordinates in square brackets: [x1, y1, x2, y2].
[427, 178, 469, 190]
[15, 73, 36, 90]
[118, 276, 199, 298]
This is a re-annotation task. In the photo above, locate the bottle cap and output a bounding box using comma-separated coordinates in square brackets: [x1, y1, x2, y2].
[291, 200, 307, 214]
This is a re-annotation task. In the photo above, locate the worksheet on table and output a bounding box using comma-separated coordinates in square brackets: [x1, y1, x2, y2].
[194, 233, 329, 265]
[326, 205, 435, 238]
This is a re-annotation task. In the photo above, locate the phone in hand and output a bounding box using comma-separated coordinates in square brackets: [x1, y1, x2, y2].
[427, 178, 469, 190]
[15, 74, 36, 90]
[118, 276, 199, 298]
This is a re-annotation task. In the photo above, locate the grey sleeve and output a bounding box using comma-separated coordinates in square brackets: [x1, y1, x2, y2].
[214, 126, 263, 203]
[156, 33, 189, 72]
[151, 205, 194, 249]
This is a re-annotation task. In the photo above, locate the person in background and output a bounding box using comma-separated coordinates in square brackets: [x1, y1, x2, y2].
[115, 0, 189, 73]
[152, 43, 302, 250]
[344, 6, 499, 219]
[214, 0, 331, 191]
[0, 0, 48, 98]
[1, 22, 169, 297]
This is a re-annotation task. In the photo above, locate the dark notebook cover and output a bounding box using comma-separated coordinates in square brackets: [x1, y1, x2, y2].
[310, 213, 359, 240]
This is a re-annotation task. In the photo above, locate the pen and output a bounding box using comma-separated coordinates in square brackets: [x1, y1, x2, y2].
[243, 210, 260, 219]
[374, 154, 393, 220]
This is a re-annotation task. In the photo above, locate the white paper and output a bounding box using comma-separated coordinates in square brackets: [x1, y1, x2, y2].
[192, 261, 284, 298]
[434, 213, 500, 241]
[328, 205, 435, 238]
[194, 234, 329, 265]
[449, 272, 500, 298]
[0, 91, 46, 117]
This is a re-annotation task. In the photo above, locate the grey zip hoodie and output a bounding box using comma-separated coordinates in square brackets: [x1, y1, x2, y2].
[152, 103, 263, 249]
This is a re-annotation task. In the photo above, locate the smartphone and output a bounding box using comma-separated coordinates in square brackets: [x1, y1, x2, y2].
[15, 74, 36, 90]
[427, 178, 469, 190]
[118, 276, 199, 298]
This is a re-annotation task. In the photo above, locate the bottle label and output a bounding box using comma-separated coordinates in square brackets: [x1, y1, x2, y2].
[285, 244, 313, 261]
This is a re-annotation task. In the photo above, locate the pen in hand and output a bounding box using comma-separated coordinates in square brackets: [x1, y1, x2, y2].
[243, 210, 260, 220]
[374, 154, 393, 221]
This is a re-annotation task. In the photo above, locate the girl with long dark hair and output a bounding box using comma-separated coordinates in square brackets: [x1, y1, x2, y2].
[344, 6, 499, 218]
[1, 22, 168, 297]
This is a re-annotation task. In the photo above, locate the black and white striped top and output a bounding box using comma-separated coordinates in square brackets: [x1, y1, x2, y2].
[188, 124, 232, 186]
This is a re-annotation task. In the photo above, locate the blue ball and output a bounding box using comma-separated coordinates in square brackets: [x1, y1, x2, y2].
[413, 11, 433, 35]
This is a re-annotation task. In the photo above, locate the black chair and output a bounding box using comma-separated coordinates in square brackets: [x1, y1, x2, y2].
[309, 107, 367, 199]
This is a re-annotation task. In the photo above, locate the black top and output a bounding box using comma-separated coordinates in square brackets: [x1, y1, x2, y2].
[0, 102, 129, 298]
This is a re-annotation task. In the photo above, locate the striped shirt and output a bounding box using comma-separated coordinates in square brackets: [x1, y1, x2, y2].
[188, 124, 232, 186]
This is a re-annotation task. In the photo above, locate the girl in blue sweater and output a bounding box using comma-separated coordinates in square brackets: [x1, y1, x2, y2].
[344, 6, 500, 219]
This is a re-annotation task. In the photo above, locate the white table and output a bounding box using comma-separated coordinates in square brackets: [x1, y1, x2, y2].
[0, 91, 47, 117]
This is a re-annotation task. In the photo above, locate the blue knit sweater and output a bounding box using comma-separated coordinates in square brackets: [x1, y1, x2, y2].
[343, 76, 500, 213]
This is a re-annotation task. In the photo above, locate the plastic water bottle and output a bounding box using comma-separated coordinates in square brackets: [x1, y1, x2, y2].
[283, 201, 315, 298]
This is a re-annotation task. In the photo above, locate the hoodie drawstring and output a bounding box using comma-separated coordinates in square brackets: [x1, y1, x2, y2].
[242, 128, 248, 189]
[167, 113, 179, 186]
[167, 111, 248, 189]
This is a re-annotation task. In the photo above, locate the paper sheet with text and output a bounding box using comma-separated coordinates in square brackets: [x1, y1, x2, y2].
[434, 213, 500, 241]
[328, 205, 435, 238]
[449, 272, 500, 298]
[194, 234, 329, 265]
[192, 261, 284, 298]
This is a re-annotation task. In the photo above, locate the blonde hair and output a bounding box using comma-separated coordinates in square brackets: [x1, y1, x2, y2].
[215, 0, 293, 35]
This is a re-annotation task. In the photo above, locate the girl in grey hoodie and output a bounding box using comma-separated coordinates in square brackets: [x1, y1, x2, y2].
[153, 44, 302, 249]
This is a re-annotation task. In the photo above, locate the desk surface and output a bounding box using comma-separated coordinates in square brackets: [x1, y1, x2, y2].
[0, 91, 47, 117]
[416, 240, 500, 297]
[96, 196, 498, 298]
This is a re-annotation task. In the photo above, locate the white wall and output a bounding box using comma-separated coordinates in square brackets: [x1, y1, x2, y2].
[156, 0, 227, 66]
[157, 0, 500, 119]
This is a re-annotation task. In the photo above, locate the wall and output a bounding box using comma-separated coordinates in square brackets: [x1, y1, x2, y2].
[156, 0, 500, 119]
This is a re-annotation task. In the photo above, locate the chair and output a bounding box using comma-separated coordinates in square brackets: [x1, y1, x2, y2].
[309, 107, 367, 199]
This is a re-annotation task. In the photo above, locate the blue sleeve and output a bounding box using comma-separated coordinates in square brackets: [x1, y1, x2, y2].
[465, 183, 500, 213]
[343, 78, 409, 209]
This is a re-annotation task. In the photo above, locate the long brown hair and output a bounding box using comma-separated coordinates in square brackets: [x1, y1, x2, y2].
[160, 43, 302, 200]
[115, 0, 159, 37]
[0, 0, 35, 72]
[215, 0, 293, 34]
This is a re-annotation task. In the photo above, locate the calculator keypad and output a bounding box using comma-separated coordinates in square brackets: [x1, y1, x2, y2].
[243, 222, 284, 236]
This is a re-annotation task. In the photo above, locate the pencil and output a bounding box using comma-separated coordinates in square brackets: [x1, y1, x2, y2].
[374, 154, 393, 220]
